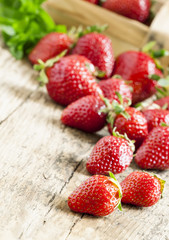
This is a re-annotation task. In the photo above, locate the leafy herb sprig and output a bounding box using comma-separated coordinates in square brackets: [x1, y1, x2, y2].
[0, 0, 66, 59]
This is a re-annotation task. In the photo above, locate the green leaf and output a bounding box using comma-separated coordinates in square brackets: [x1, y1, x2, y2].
[0, 0, 67, 59]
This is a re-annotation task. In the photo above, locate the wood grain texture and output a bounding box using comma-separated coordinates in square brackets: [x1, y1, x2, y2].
[0, 41, 169, 240]
[0, 2, 169, 239]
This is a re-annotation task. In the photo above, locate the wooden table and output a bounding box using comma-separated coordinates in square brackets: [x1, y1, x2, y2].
[0, 37, 169, 240]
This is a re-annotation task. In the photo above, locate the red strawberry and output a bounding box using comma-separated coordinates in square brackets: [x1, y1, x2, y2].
[108, 107, 148, 148]
[28, 33, 72, 64]
[143, 109, 169, 132]
[135, 126, 169, 170]
[121, 171, 165, 207]
[113, 51, 163, 104]
[98, 77, 132, 104]
[61, 95, 106, 132]
[86, 132, 134, 175]
[72, 33, 114, 79]
[68, 173, 122, 216]
[101, 0, 150, 23]
[84, 0, 98, 3]
[154, 96, 169, 110]
[44, 55, 103, 105]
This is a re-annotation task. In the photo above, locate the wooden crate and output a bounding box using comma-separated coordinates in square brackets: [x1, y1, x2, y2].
[44, 0, 169, 59]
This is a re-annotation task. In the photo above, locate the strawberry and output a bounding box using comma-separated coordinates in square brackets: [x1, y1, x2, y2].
[61, 95, 106, 132]
[28, 32, 72, 64]
[86, 131, 134, 175]
[108, 107, 148, 149]
[121, 171, 165, 207]
[154, 96, 169, 110]
[135, 126, 169, 170]
[68, 173, 122, 216]
[113, 51, 163, 104]
[84, 0, 98, 3]
[35, 54, 103, 106]
[143, 109, 169, 132]
[72, 33, 114, 79]
[101, 0, 150, 23]
[98, 77, 132, 104]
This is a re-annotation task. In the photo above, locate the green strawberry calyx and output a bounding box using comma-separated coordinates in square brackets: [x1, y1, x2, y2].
[150, 173, 165, 197]
[85, 62, 106, 78]
[134, 95, 159, 111]
[68, 24, 108, 44]
[109, 172, 122, 211]
[33, 50, 67, 86]
[142, 41, 169, 72]
[143, 171, 166, 197]
[100, 92, 131, 130]
[142, 41, 169, 59]
[161, 122, 169, 127]
[113, 128, 135, 153]
[149, 74, 169, 99]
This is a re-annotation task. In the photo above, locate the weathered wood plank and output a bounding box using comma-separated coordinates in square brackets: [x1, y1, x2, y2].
[0, 85, 102, 239]
[32, 160, 169, 240]
[0, 3, 169, 238]
[0, 46, 37, 123]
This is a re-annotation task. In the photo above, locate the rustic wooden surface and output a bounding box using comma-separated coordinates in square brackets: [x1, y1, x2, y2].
[0, 37, 169, 240]
[0, 2, 169, 237]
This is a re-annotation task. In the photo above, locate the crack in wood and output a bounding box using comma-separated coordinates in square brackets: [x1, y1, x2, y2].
[19, 222, 32, 239]
[18, 232, 23, 239]
[47, 194, 56, 205]
[59, 161, 82, 195]
[65, 214, 84, 240]
[0, 86, 38, 125]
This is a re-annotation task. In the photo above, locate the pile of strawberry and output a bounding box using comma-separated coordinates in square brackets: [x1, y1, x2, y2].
[29, 27, 169, 217]
[84, 0, 151, 23]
